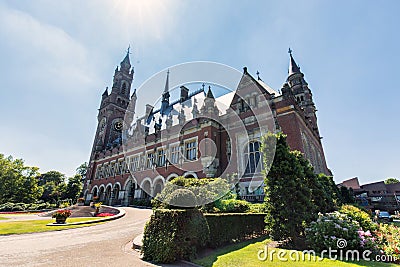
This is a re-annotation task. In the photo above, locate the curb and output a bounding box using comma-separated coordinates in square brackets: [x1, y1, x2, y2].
[46, 206, 126, 226]
[132, 233, 144, 249]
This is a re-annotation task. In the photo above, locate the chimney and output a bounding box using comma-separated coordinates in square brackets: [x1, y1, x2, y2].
[180, 86, 189, 102]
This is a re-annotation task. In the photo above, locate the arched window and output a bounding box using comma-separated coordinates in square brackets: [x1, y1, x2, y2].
[244, 141, 262, 174]
[121, 83, 127, 95]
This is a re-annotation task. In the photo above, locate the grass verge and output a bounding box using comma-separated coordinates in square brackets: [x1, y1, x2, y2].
[0, 216, 9, 220]
[0, 217, 104, 235]
[193, 238, 398, 267]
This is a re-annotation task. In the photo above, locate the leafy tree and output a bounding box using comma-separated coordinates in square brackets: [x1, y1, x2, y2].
[76, 162, 88, 178]
[38, 171, 66, 203]
[261, 133, 316, 244]
[63, 174, 83, 200]
[385, 178, 399, 184]
[38, 171, 65, 186]
[0, 154, 42, 204]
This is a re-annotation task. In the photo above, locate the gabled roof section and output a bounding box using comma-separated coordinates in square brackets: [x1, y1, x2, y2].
[237, 67, 279, 96]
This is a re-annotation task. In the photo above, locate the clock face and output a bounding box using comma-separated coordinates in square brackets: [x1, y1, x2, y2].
[114, 121, 123, 131]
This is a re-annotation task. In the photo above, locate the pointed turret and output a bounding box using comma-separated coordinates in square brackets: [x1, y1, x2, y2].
[161, 70, 171, 116]
[288, 48, 301, 77]
[201, 86, 219, 116]
[120, 46, 131, 70]
[206, 86, 215, 99]
[102, 87, 109, 97]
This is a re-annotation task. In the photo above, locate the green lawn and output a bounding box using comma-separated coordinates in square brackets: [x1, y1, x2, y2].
[0, 216, 9, 220]
[193, 238, 398, 267]
[0, 217, 104, 235]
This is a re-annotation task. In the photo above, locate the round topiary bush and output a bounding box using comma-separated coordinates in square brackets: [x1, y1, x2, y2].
[165, 188, 197, 209]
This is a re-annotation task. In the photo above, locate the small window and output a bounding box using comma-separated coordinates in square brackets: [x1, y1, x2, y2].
[170, 145, 180, 164]
[157, 149, 166, 167]
[185, 140, 197, 161]
[146, 153, 154, 169]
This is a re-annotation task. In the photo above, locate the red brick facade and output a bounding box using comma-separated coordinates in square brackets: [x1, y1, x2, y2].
[82, 51, 331, 205]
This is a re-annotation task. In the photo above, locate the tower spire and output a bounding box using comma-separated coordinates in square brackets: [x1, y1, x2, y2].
[288, 48, 301, 76]
[120, 45, 131, 70]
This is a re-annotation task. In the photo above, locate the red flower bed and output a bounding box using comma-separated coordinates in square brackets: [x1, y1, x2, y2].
[95, 212, 115, 217]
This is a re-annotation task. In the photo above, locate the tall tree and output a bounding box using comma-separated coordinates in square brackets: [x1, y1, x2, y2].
[0, 154, 42, 204]
[63, 174, 83, 200]
[261, 133, 316, 244]
[38, 171, 66, 203]
[76, 162, 88, 178]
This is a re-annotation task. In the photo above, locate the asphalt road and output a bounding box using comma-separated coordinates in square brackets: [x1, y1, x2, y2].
[0, 207, 156, 267]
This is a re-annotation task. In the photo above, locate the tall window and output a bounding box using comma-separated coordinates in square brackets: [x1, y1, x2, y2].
[170, 145, 180, 164]
[131, 155, 140, 171]
[185, 140, 197, 161]
[121, 83, 126, 95]
[157, 149, 166, 167]
[244, 141, 262, 174]
[146, 153, 154, 169]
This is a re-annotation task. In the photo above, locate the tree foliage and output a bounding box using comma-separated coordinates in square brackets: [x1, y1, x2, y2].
[385, 177, 399, 184]
[0, 154, 42, 204]
[0, 154, 84, 205]
[261, 133, 339, 244]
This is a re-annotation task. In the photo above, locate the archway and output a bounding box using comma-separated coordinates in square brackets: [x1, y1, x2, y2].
[153, 176, 165, 196]
[105, 184, 112, 205]
[112, 183, 121, 205]
[91, 186, 98, 198]
[124, 179, 137, 206]
[140, 179, 152, 199]
[98, 186, 105, 201]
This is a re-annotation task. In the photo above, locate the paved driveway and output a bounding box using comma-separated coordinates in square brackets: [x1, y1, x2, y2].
[0, 207, 155, 267]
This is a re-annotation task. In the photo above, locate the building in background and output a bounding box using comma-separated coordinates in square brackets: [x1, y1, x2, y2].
[339, 177, 400, 212]
[82, 50, 331, 205]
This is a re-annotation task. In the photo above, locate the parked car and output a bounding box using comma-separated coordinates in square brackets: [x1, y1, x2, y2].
[378, 211, 393, 222]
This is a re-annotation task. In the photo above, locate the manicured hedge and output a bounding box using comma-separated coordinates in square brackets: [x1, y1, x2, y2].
[0, 202, 56, 212]
[141, 209, 210, 263]
[205, 213, 267, 248]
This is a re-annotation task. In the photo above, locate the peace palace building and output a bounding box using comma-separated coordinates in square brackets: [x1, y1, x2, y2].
[82, 50, 331, 205]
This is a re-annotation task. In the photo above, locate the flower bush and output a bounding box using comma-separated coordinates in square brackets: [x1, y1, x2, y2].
[52, 209, 72, 219]
[339, 204, 376, 231]
[375, 223, 400, 261]
[306, 212, 362, 252]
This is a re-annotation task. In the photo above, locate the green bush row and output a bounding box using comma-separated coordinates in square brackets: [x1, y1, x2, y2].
[205, 213, 266, 248]
[141, 209, 210, 263]
[0, 202, 57, 212]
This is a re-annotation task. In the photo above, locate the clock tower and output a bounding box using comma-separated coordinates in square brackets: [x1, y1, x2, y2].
[91, 49, 135, 156]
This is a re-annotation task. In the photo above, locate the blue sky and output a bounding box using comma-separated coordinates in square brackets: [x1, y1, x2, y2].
[0, 0, 398, 184]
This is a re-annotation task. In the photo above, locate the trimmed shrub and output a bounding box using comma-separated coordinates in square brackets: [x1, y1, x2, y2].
[339, 204, 376, 231]
[205, 213, 266, 248]
[249, 203, 266, 213]
[141, 209, 209, 263]
[165, 189, 197, 209]
[215, 199, 250, 213]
